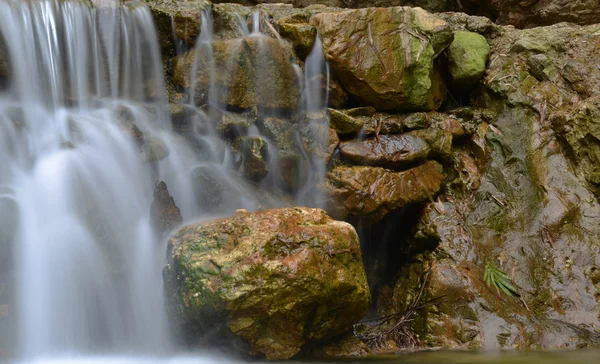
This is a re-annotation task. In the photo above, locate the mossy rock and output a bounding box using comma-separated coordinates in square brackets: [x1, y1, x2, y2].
[173, 36, 300, 110]
[277, 14, 317, 59]
[447, 31, 490, 89]
[311, 7, 453, 111]
[164, 207, 371, 360]
[328, 108, 364, 136]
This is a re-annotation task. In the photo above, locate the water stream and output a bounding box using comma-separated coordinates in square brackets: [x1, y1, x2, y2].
[0, 0, 328, 360]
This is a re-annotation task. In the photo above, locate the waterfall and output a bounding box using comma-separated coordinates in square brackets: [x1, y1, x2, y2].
[0, 0, 330, 360]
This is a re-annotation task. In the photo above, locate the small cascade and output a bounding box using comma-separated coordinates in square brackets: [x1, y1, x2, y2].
[182, 8, 330, 207]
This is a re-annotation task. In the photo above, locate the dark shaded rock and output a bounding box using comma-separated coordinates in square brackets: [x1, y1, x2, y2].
[164, 207, 370, 360]
[339, 134, 430, 169]
[150, 181, 183, 235]
[0, 34, 9, 87]
[301, 332, 370, 358]
[237, 136, 270, 181]
[324, 161, 445, 223]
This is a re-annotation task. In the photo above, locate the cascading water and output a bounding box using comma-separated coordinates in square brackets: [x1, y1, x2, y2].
[0, 0, 329, 361]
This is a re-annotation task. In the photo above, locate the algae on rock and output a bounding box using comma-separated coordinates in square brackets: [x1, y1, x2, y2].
[164, 207, 371, 360]
[173, 36, 300, 110]
[311, 7, 453, 111]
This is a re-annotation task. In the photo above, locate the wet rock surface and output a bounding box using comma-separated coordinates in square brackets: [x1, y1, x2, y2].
[311, 7, 453, 111]
[324, 161, 445, 223]
[173, 36, 300, 109]
[164, 207, 371, 360]
[150, 181, 183, 235]
[339, 134, 431, 168]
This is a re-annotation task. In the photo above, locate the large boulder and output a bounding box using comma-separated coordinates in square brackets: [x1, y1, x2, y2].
[311, 7, 453, 111]
[173, 36, 300, 110]
[324, 161, 445, 223]
[164, 207, 371, 360]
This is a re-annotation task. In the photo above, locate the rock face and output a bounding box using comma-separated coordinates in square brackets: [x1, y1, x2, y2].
[386, 21, 600, 351]
[447, 31, 490, 88]
[164, 207, 371, 360]
[491, 0, 600, 28]
[324, 161, 444, 223]
[150, 181, 183, 235]
[277, 13, 317, 59]
[146, 0, 209, 55]
[173, 36, 300, 109]
[311, 7, 453, 111]
[237, 136, 270, 181]
[0, 34, 8, 86]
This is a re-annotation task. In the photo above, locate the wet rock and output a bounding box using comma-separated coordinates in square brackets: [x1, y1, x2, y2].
[237, 136, 270, 181]
[0, 34, 8, 86]
[408, 128, 453, 161]
[307, 74, 348, 109]
[339, 134, 430, 169]
[386, 21, 600, 351]
[141, 136, 170, 162]
[437, 12, 503, 39]
[146, 0, 210, 54]
[324, 161, 444, 223]
[150, 181, 183, 235]
[328, 108, 364, 136]
[164, 207, 371, 360]
[216, 111, 253, 139]
[346, 107, 376, 117]
[361, 112, 429, 135]
[311, 7, 453, 111]
[170, 103, 200, 132]
[277, 13, 317, 59]
[300, 123, 339, 164]
[212, 3, 257, 40]
[301, 332, 370, 358]
[555, 98, 600, 191]
[173, 36, 300, 110]
[256, 116, 305, 191]
[190, 165, 245, 213]
[447, 31, 490, 89]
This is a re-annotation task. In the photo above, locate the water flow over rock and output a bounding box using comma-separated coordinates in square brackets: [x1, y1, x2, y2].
[0, 0, 331, 358]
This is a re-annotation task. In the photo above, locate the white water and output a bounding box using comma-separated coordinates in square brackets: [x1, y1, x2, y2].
[0, 0, 329, 360]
